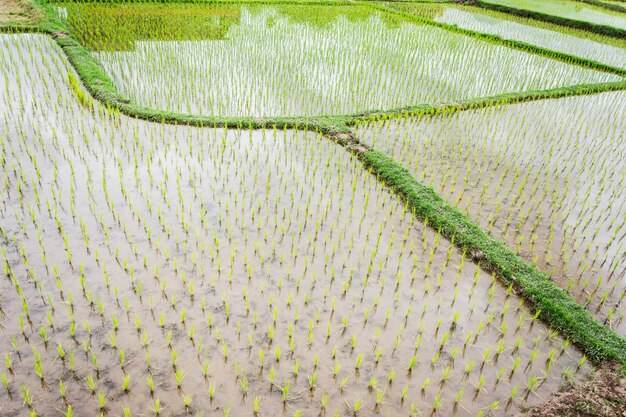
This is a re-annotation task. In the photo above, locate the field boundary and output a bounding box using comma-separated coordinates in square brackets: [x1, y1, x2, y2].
[571, 0, 626, 14]
[342, 79, 626, 124]
[2, 0, 626, 370]
[474, 0, 626, 39]
[363, 2, 626, 76]
[344, 145, 626, 368]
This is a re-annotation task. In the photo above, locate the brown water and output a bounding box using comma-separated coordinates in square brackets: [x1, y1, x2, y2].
[0, 34, 592, 417]
[356, 95, 626, 336]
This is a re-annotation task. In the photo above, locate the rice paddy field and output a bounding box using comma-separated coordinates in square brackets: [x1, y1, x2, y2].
[355, 92, 626, 335]
[1, 0, 626, 416]
[55, 3, 620, 116]
[387, 3, 626, 68]
[480, 0, 626, 30]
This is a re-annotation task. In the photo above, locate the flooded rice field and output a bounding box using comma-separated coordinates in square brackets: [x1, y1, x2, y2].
[356, 92, 626, 336]
[55, 3, 620, 117]
[0, 34, 594, 416]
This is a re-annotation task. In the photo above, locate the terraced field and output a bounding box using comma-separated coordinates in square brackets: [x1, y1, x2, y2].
[58, 3, 620, 116]
[480, 0, 626, 29]
[1, 1, 625, 416]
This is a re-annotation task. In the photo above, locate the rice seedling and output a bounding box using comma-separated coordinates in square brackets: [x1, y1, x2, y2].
[2, 372, 10, 396]
[0, 31, 601, 417]
[391, 3, 626, 69]
[61, 405, 73, 417]
[32, 347, 44, 383]
[21, 385, 33, 409]
[58, 3, 617, 118]
[148, 398, 162, 416]
[253, 395, 261, 415]
[97, 391, 106, 412]
[183, 394, 192, 413]
[208, 383, 216, 403]
[357, 90, 626, 334]
[351, 399, 362, 416]
[122, 374, 130, 394]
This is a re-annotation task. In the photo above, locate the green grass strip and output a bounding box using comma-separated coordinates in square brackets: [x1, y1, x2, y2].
[343, 79, 626, 124]
[364, 2, 626, 76]
[571, 0, 626, 14]
[475, 0, 626, 39]
[358, 149, 626, 366]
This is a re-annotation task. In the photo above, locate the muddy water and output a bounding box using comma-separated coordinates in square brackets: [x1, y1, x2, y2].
[0, 34, 592, 417]
[356, 95, 626, 336]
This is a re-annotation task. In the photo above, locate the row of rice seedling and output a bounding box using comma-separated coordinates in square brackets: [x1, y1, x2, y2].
[0, 33, 592, 416]
[480, 0, 626, 30]
[581, 0, 626, 13]
[57, 3, 242, 51]
[355, 91, 626, 336]
[55, 3, 620, 117]
[602, 0, 626, 7]
[388, 3, 626, 69]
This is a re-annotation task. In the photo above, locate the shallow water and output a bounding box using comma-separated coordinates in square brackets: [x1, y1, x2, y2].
[433, 7, 626, 68]
[356, 93, 626, 336]
[0, 34, 594, 416]
[55, 3, 620, 117]
[482, 0, 626, 30]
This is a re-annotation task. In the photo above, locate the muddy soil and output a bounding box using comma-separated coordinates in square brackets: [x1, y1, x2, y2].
[0, 0, 38, 24]
[520, 362, 626, 417]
